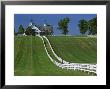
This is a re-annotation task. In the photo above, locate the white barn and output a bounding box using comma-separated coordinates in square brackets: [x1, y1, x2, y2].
[17, 20, 53, 36]
[29, 21, 53, 36]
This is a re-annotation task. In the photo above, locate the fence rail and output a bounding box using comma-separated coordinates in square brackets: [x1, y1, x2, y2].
[39, 35, 97, 75]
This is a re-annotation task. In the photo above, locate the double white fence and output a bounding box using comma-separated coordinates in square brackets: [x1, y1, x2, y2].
[39, 36, 97, 74]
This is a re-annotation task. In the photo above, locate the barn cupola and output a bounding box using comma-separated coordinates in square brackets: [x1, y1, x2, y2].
[29, 19, 33, 27]
[44, 24, 47, 26]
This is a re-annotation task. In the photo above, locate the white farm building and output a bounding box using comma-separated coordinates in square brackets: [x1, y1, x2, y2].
[25, 20, 53, 36]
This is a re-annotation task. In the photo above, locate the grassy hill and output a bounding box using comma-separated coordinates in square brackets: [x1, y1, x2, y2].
[14, 36, 95, 76]
[47, 36, 97, 63]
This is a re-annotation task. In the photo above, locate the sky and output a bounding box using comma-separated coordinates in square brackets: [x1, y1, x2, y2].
[14, 14, 96, 35]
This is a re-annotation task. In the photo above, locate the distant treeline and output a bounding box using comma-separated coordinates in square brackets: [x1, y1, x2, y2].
[15, 16, 97, 36]
[78, 17, 97, 35]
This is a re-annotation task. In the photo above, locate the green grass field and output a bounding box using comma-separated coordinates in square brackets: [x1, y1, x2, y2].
[14, 36, 96, 76]
[47, 36, 97, 63]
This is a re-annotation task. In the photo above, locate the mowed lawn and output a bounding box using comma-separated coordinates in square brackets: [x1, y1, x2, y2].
[48, 36, 97, 63]
[14, 36, 94, 76]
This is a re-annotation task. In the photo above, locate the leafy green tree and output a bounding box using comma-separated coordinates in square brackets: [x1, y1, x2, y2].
[88, 17, 97, 35]
[58, 17, 70, 35]
[25, 26, 35, 36]
[78, 19, 88, 35]
[78, 17, 97, 35]
[18, 25, 24, 34]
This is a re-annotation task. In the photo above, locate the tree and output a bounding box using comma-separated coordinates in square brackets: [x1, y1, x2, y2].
[25, 26, 35, 36]
[78, 19, 88, 35]
[78, 17, 97, 35]
[58, 17, 70, 35]
[18, 25, 24, 34]
[88, 17, 97, 35]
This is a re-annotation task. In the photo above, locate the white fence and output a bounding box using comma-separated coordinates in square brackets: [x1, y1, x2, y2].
[39, 36, 97, 74]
